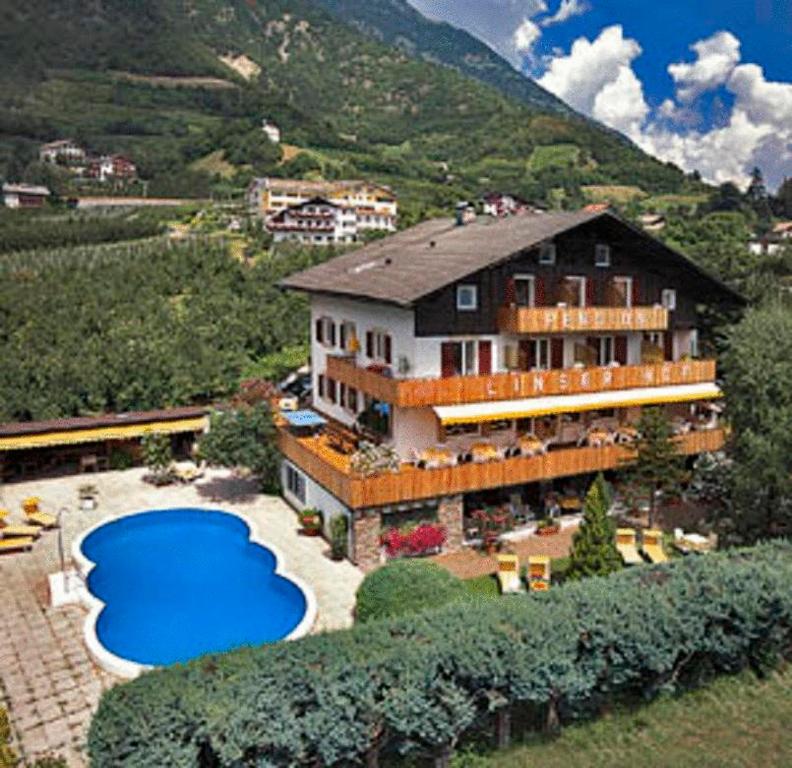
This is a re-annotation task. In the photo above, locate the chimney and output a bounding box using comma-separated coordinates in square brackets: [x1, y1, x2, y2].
[455, 201, 476, 226]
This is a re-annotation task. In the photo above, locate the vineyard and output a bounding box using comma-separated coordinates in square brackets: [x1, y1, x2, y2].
[0, 236, 328, 422]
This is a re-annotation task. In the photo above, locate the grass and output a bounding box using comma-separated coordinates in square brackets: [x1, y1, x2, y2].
[582, 184, 647, 203]
[528, 143, 580, 172]
[453, 666, 792, 768]
[190, 150, 236, 179]
[642, 193, 708, 212]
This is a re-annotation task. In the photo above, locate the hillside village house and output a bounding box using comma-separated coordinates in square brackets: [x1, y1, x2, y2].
[261, 118, 281, 144]
[86, 154, 138, 182]
[2, 183, 51, 209]
[269, 197, 358, 246]
[39, 138, 86, 165]
[248, 178, 398, 235]
[278, 210, 741, 570]
[748, 221, 792, 256]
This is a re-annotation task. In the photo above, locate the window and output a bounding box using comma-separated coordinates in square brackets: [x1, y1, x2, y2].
[285, 465, 306, 503]
[317, 374, 326, 399]
[339, 383, 347, 409]
[440, 340, 478, 377]
[532, 338, 551, 370]
[661, 289, 677, 310]
[484, 419, 512, 434]
[347, 387, 358, 413]
[598, 336, 616, 366]
[560, 276, 586, 307]
[689, 329, 699, 358]
[326, 378, 337, 404]
[339, 321, 357, 352]
[315, 316, 336, 346]
[366, 330, 392, 363]
[456, 284, 478, 311]
[595, 244, 611, 267]
[611, 276, 633, 308]
[539, 241, 556, 264]
[514, 274, 535, 307]
[445, 422, 480, 438]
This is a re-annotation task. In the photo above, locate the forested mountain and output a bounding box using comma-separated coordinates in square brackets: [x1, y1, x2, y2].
[0, 0, 700, 213]
[315, 0, 572, 114]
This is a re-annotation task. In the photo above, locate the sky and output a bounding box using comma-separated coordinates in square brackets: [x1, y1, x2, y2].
[407, 0, 792, 189]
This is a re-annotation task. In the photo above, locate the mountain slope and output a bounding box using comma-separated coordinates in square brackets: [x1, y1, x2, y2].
[314, 0, 571, 115]
[0, 0, 699, 212]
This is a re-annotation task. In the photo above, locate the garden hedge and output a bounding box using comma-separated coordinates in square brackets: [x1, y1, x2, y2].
[88, 542, 792, 767]
[355, 559, 469, 622]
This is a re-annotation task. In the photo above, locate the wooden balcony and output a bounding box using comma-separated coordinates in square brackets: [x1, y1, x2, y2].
[497, 305, 668, 334]
[326, 356, 717, 408]
[279, 427, 725, 510]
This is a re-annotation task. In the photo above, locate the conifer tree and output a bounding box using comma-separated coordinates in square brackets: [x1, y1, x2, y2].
[567, 474, 622, 581]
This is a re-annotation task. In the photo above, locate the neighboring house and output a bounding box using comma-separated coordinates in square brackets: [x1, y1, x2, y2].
[268, 197, 357, 246]
[86, 155, 138, 182]
[39, 139, 86, 165]
[748, 224, 792, 256]
[638, 213, 667, 232]
[481, 193, 532, 218]
[262, 119, 281, 144]
[2, 183, 51, 208]
[247, 178, 398, 233]
[277, 209, 742, 570]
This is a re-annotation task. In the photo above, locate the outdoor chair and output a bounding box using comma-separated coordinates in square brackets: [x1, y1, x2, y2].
[615, 528, 643, 565]
[641, 529, 668, 563]
[495, 554, 522, 594]
[22, 498, 57, 529]
[0, 536, 34, 554]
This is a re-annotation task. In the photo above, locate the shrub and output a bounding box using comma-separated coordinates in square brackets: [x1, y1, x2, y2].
[355, 559, 466, 623]
[141, 432, 172, 484]
[330, 515, 348, 560]
[88, 542, 792, 768]
[381, 523, 446, 558]
[0, 707, 17, 768]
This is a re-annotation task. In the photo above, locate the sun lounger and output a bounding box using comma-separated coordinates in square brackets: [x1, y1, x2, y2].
[0, 524, 41, 538]
[527, 555, 551, 591]
[0, 536, 34, 553]
[495, 554, 522, 594]
[642, 529, 668, 563]
[616, 528, 644, 565]
[22, 501, 58, 529]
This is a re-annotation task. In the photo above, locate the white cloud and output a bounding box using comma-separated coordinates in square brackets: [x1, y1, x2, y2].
[513, 18, 542, 56]
[541, 0, 588, 27]
[538, 25, 648, 134]
[668, 31, 741, 103]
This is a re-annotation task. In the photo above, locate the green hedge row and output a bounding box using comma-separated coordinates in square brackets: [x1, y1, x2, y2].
[88, 542, 792, 767]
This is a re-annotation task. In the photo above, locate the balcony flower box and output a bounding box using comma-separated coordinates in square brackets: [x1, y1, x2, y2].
[381, 524, 446, 559]
[536, 518, 560, 536]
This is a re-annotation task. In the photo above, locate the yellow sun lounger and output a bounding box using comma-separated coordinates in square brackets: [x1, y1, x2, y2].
[642, 529, 668, 564]
[22, 499, 58, 529]
[0, 524, 41, 538]
[616, 528, 644, 565]
[495, 554, 522, 594]
[0, 536, 34, 553]
[528, 555, 551, 591]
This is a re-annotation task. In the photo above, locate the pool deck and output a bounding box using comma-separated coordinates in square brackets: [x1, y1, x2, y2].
[0, 468, 363, 766]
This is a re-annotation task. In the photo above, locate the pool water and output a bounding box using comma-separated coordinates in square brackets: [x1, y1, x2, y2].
[80, 508, 308, 667]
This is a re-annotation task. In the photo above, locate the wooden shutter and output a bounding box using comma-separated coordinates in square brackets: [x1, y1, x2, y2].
[535, 276, 546, 306]
[519, 340, 535, 370]
[366, 331, 374, 358]
[315, 319, 324, 344]
[585, 277, 596, 308]
[504, 276, 516, 305]
[478, 341, 492, 375]
[551, 338, 564, 369]
[615, 335, 628, 365]
[664, 331, 674, 361]
[632, 276, 641, 305]
[384, 335, 392, 365]
[441, 342, 457, 378]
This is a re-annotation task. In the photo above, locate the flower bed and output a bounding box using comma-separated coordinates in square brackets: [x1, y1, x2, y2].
[381, 523, 446, 558]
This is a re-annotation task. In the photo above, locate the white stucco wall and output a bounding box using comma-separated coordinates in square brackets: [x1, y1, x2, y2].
[391, 406, 440, 459]
[281, 459, 352, 540]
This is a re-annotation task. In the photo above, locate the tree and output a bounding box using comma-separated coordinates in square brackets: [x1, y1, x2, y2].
[720, 303, 792, 542]
[566, 474, 622, 581]
[197, 403, 280, 492]
[773, 177, 792, 218]
[619, 407, 685, 527]
[141, 432, 172, 484]
[746, 166, 772, 227]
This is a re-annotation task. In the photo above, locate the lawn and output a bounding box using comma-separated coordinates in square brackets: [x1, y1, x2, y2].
[582, 184, 647, 203]
[454, 666, 792, 767]
[528, 143, 581, 171]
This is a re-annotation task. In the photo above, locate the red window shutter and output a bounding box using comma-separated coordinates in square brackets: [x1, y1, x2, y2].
[615, 335, 628, 365]
[478, 341, 492, 375]
[504, 276, 516, 305]
[664, 331, 674, 361]
[551, 338, 564, 369]
[632, 277, 641, 305]
[315, 319, 324, 344]
[586, 278, 596, 307]
[366, 331, 374, 358]
[519, 340, 535, 370]
[384, 335, 392, 365]
[441, 342, 457, 378]
[535, 276, 546, 306]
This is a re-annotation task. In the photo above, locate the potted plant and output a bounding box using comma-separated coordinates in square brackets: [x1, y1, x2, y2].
[78, 484, 98, 511]
[299, 508, 322, 537]
[330, 515, 348, 561]
[536, 517, 560, 536]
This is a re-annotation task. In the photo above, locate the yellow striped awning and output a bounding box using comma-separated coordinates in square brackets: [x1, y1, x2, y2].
[0, 417, 209, 451]
[433, 383, 722, 425]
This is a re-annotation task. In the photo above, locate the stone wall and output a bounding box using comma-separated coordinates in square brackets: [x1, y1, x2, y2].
[437, 495, 464, 553]
[352, 511, 382, 572]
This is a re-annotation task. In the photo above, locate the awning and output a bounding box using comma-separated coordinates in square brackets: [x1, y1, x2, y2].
[0, 417, 209, 451]
[433, 382, 723, 425]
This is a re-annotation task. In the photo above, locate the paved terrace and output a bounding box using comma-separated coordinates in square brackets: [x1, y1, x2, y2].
[0, 468, 363, 766]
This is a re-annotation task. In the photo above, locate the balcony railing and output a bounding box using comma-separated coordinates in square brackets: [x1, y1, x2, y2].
[325, 356, 717, 408]
[279, 427, 726, 510]
[497, 305, 668, 334]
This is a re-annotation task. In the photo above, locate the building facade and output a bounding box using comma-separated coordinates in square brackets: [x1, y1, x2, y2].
[268, 197, 357, 246]
[39, 139, 86, 165]
[2, 183, 51, 209]
[248, 178, 397, 233]
[278, 210, 740, 570]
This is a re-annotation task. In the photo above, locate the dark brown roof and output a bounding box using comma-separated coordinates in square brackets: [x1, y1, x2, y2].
[0, 406, 209, 438]
[280, 210, 602, 306]
[280, 210, 744, 307]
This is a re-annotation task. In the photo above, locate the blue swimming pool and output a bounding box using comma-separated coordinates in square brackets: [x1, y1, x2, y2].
[79, 508, 309, 668]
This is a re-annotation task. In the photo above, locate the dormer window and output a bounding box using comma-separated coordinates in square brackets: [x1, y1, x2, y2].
[539, 242, 556, 265]
[595, 244, 611, 267]
[457, 284, 478, 311]
[661, 289, 677, 310]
